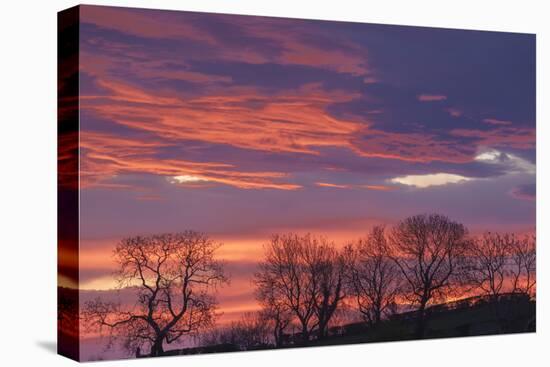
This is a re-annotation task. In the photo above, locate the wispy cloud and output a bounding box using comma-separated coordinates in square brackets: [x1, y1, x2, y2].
[510, 183, 536, 201]
[84, 77, 489, 166]
[81, 76, 536, 183]
[447, 108, 463, 117]
[362, 185, 395, 191]
[451, 127, 535, 150]
[350, 129, 473, 163]
[315, 182, 397, 191]
[417, 94, 447, 102]
[82, 79, 361, 156]
[315, 182, 350, 189]
[81, 5, 371, 75]
[483, 118, 513, 126]
[474, 149, 535, 175]
[80, 131, 301, 190]
[170, 175, 210, 184]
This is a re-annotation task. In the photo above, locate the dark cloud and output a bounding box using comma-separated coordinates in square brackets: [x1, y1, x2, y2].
[510, 183, 536, 201]
[186, 60, 365, 92]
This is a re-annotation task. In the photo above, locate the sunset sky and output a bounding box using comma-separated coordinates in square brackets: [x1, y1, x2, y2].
[76, 5, 536, 332]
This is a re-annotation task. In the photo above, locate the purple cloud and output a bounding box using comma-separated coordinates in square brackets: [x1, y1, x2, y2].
[510, 183, 536, 201]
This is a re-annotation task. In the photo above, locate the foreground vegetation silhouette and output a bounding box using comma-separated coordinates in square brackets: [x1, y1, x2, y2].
[78, 214, 535, 358]
[82, 231, 228, 357]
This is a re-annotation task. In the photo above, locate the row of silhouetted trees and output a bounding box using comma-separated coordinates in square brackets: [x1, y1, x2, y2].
[245, 213, 536, 346]
[80, 214, 535, 357]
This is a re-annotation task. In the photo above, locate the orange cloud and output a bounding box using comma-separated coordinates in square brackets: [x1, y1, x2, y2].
[315, 182, 351, 189]
[79, 60, 536, 184]
[78, 6, 536, 184]
[316, 183, 396, 191]
[363, 185, 395, 191]
[82, 77, 495, 168]
[80, 131, 301, 190]
[82, 79, 362, 156]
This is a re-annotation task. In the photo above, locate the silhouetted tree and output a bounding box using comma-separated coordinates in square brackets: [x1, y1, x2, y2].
[466, 232, 517, 329]
[313, 244, 346, 339]
[255, 276, 292, 347]
[510, 234, 536, 297]
[467, 232, 511, 299]
[82, 232, 228, 357]
[344, 226, 402, 326]
[254, 234, 316, 343]
[254, 233, 345, 342]
[389, 214, 469, 338]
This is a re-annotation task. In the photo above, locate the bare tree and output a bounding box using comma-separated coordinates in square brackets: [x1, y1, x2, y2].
[253, 233, 345, 343]
[466, 232, 517, 329]
[254, 234, 317, 343]
[82, 232, 228, 357]
[510, 234, 536, 297]
[312, 244, 346, 339]
[467, 232, 511, 299]
[389, 214, 469, 338]
[344, 226, 402, 326]
[255, 276, 292, 347]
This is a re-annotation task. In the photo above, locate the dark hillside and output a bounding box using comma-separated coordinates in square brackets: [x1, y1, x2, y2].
[167, 293, 534, 356]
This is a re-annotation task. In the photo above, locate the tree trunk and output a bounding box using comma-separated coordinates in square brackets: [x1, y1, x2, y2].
[274, 330, 280, 347]
[318, 320, 328, 340]
[275, 327, 283, 347]
[150, 338, 164, 357]
[415, 299, 428, 338]
[374, 308, 382, 326]
[301, 324, 309, 343]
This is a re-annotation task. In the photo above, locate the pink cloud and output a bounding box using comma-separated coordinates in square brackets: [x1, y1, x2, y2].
[351, 129, 473, 163]
[315, 182, 350, 189]
[447, 108, 463, 117]
[82, 79, 362, 156]
[483, 118, 513, 126]
[363, 185, 396, 191]
[79, 131, 302, 190]
[81, 77, 501, 168]
[81, 5, 371, 75]
[417, 94, 447, 102]
[450, 127, 535, 150]
[510, 184, 536, 201]
[81, 5, 217, 44]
